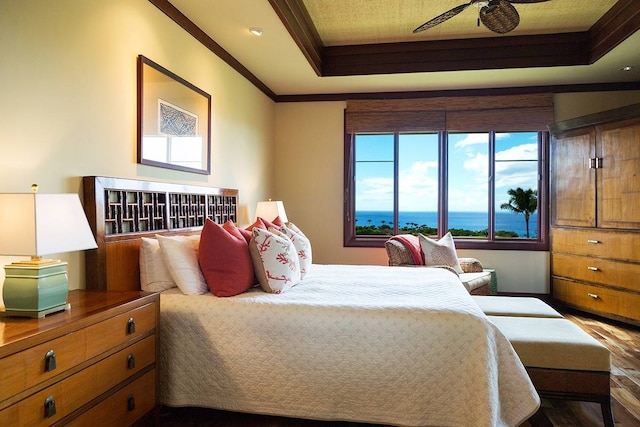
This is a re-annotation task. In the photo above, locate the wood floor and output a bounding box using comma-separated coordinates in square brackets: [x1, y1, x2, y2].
[159, 307, 640, 427]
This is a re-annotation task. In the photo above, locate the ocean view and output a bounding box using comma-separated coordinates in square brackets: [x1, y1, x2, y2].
[356, 211, 538, 238]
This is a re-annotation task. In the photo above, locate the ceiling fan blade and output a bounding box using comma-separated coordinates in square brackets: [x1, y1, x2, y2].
[506, 0, 550, 3]
[413, 2, 473, 33]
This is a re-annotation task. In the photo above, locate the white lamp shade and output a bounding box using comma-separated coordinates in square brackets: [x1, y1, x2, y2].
[0, 193, 98, 257]
[255, 200, 288, 223]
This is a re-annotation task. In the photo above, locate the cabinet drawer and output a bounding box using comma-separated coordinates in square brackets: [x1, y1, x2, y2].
[552, 253, 640, 292]
[553, 277, 640, 322]
[0, 335, 155, 426]
[86, 302, 157, 358]
[65, 369, 156, 427]
[552, 227, 640, 262]
[0, 330, 88, 404]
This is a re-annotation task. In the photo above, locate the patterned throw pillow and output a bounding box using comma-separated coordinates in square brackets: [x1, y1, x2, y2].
[278, 223, 312, 279]
[418, 232, 463, 274]
[249, 227, 301, 294]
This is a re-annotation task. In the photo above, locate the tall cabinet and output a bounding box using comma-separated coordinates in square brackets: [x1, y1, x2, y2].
[549, 103, 640, 325]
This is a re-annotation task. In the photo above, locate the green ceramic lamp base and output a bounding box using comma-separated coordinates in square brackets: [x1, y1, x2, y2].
[2, 261, 71, 318]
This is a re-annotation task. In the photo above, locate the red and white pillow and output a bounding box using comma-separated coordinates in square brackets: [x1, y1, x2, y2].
[249, 227, 301, 294]
[277, 223, 312, 279]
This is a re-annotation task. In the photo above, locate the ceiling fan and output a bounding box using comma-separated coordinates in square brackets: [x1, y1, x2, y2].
[413, 0, 551, 35]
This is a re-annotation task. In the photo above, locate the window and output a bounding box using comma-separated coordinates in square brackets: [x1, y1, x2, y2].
[345, 130, 549, 250]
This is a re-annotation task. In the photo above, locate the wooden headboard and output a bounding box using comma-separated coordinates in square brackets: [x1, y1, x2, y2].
[83, 176, 238, 292]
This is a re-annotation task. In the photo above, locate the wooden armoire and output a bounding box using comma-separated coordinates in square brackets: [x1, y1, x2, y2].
[549, 103, 640, 325]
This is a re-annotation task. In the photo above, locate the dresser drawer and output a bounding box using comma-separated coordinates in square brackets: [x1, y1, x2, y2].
[0, 329, 88, 404]
[552, 253, 640, 293]
[0, 335, 155, 426]
[86, 302, 157, 358]
[552, 227, 640, 262]
[65, 369, 156, 427]
[553, 277, 640, 322]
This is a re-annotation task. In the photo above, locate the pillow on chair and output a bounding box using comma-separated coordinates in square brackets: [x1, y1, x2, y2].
[418, 232, 464, 274]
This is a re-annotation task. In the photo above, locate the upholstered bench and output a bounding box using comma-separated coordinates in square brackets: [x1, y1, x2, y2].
[489, 316, 614, 427]
[472, 295, 563, 318]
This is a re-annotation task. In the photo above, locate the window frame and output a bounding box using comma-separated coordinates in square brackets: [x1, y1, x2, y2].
[344, 130, 549, 251]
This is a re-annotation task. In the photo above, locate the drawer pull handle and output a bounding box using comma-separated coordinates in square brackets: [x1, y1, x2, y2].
[44, 396, 57, 418]
[127, 394, 136, 411]
[587, 239, 600, 244]
[587, 293, 600, 299]
[587, 266, 599, 271]
[127, 318, 136, 334]
[127, 353, 136, 370]
[44, 350, 57, 372]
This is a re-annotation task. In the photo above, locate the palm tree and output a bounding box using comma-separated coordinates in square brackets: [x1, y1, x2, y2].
[500, 187, 538, 238]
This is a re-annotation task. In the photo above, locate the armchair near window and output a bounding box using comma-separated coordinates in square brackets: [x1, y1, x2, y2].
[384, 236, 493, 295]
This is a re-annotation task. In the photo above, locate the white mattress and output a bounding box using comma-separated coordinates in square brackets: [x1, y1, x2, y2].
[158, 264, 539, 426]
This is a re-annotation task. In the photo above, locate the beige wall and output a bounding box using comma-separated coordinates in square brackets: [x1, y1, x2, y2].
[554, 91, 640, 121]
[0, 0, 275, 296]
[274, 92, 638, 293]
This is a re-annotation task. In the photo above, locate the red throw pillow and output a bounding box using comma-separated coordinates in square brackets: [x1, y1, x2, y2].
[199, 219, 255, 296]
[259, 216, 285, 229]
[240, 218, 266, 243]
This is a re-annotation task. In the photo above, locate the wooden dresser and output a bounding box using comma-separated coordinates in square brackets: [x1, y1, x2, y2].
[0, 290, 158, 426]
[549, 103, 640, 325]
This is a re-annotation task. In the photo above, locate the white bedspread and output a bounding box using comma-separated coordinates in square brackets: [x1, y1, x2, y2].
[159, 264, 539, 426]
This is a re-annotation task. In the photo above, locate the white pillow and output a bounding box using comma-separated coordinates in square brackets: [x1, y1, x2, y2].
[249, 227, 301, 294]
[139, 237, 176, 292]
[156, 234, 207, 295]
[279, 223, 312, 279]
[418, 232, 463, 274]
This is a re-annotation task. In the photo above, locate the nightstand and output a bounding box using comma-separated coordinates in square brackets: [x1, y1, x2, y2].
[0, 290, 159, 426]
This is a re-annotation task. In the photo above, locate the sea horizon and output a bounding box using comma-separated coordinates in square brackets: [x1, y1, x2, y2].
[356, 210, 538, 238]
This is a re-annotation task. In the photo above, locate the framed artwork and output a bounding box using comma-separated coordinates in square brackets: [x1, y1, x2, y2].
[137, 55, 211, 175]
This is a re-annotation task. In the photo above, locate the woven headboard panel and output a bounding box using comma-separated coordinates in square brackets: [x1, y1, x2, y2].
[82, 176, 238, 292]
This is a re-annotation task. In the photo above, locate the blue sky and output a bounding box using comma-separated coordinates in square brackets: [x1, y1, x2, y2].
[355, 132, 539, 212]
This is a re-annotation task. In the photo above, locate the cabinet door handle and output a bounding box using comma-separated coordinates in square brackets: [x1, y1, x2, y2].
[587, 293, 600, 299]
[596, 157, 603, 169]
[44, 396, 57, 418]
[127, 317, 136, 334]
[587, 266, 599, 271]
[588, 158, 596, 169]
[587, 239, 600, 244]
[44, 350, 56, 372]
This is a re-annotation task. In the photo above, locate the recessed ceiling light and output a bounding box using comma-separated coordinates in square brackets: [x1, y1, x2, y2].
[620, 66, 633, 71]
[249, 27, 263, 37]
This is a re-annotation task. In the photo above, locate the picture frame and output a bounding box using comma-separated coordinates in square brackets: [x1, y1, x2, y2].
[137, 55, 211, 175]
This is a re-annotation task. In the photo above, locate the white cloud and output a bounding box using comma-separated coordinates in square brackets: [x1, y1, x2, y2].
[454, 133, 490, 148]
[356, 160, 439, 211]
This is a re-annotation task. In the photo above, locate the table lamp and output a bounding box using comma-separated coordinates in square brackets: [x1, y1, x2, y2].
[0, 185, 97, 318]
[255, 199, 288, 223]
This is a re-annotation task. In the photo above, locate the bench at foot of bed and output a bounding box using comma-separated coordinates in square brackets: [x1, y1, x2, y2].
[489, 315, 614, 427]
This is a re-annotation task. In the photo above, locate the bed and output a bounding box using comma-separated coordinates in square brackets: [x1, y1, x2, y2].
[82, 176, 540, 427]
